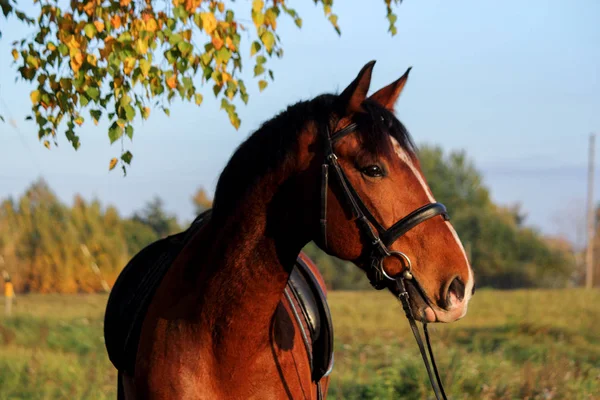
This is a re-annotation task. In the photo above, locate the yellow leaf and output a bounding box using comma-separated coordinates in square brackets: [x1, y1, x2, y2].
[67, 35, 81, 49]
[135, 38, 148, 54]
[145, 18, 158, 32]
[109, 158, 118, 171]
[75, 116, 84, 126]
[30, 90, 41, 105]
[225, 37, 235, 51]
[11, 49, 18, 61]
[70, 50, 84, 73]
[222, 72, 231, 84]
[265, 8, 277, 30]
[44, 140, 50, 149]
[123, 57, 136, 75]
[142, 107, 150, 119]
[182, 29, 192, 41]
[94, 20, 105, 33]
[252, 0, 264, 13]
[200, 12, 217, 35]
[258, 79, 267, 91]
[120, 0, 132, 6]
[83, 2, 95, 16]
[218, 2, 225, 12]
[166, 75, 177, 89]
[140, 59, 150, 77]
[86, 54, 97, 66]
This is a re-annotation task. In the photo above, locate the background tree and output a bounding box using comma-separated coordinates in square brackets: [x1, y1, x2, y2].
[419, 144, 575, 288]
[132, 196, 180, 238]
[192, 187, 213, 216]
[1, 0, 403, 172]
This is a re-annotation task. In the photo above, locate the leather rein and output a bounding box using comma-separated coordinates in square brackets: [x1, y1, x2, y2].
[320, 121, 449, 400]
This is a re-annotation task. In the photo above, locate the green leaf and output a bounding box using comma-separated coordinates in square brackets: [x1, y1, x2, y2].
[168, 33, 183, 46]
[260, 31, 275, 52]
[295, 18, 302, 28]
[182, 76, 193, 90]
[84, 23, 96, 39]
[163, 107, 170, 116]
[125, 105, 136, 121]
[125, 125, 134, 139]
[90, 109, 102, 122]
[258, 80, 267, 92]
[254, 63, 265, 76]
[250, 41, 261, 56]
[121, 150, 133, 164]
[85, 87, 100, 101]
[173, 5, 188, 21]
[108, 123, 123, 143]
[177, 41, 193, 57]
[215, 47, 231, 64]
[256, 55, 267, 64]
[58, 43, 68, 56]
[213, 84, 222, 97]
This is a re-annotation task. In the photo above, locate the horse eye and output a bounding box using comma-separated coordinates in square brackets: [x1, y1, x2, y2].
[361, 165, 384, 178]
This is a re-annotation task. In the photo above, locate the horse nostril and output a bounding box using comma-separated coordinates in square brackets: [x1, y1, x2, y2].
[442, 277, 465, 309]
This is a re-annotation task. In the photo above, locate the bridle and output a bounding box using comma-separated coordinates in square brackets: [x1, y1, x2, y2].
[320, 121, 450, 400]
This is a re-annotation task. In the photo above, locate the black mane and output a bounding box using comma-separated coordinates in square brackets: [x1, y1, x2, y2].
[211, 94, 415, 218]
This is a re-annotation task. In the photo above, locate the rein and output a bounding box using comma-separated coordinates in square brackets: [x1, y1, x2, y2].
[320, 121, 449, 400]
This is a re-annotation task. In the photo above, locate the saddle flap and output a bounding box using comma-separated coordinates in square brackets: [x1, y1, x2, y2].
[288, 256, 334, 382]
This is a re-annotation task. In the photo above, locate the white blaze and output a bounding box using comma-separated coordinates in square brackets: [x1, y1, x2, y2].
[391, 137, 474, 309]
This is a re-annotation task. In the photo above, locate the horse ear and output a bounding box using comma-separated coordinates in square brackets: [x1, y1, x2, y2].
[369, 67, 411, 110]
[338, 60, 376, 114]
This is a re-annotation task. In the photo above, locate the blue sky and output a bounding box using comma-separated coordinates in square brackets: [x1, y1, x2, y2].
[1, 0, 599, 244]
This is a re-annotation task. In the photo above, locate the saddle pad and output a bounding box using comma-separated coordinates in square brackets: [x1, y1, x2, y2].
[104, 210, 212, 374]
[104, 209, 334, 382]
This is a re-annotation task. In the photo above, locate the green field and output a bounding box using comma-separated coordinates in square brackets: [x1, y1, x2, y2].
[0, 290, 598, 399]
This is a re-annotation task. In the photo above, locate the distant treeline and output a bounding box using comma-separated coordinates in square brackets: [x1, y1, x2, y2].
[0, 146, 579, 293]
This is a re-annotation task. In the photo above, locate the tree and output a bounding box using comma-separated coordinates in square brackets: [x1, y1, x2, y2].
[1, 0, 403, 172]
[419, 144, 575, 288]
[192, 186, 213, 216]
[132, 196, 180, 238]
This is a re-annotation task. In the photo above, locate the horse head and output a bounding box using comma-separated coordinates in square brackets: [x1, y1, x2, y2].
[302, 61, 475, 324]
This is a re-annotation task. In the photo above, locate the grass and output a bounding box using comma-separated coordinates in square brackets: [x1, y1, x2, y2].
[1, 289, 599, 399]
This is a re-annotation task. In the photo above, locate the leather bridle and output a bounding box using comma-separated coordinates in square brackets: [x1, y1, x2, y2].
[320, 121, 449, 400]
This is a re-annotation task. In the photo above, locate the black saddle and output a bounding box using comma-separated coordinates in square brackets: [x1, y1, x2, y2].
[104, 209, 334, 383]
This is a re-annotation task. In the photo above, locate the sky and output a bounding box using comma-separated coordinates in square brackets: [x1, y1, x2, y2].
[1, 0, 599, 245]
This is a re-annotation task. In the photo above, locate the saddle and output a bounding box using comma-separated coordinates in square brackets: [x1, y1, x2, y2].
[104, 209, 334, 383]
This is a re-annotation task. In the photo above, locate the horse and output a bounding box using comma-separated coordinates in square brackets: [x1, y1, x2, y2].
[104, 60, 475, 399]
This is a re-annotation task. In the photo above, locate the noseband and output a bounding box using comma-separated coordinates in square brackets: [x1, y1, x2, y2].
[320, 121, 449, 400]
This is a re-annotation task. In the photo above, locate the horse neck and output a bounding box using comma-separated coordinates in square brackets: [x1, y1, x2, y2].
[197, 165, 313, 359]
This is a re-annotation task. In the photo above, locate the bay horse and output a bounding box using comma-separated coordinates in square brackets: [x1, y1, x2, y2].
[104, 61, 474, 399]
